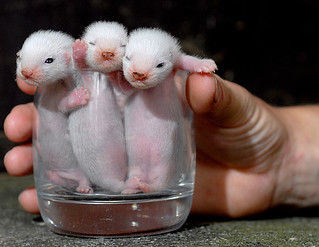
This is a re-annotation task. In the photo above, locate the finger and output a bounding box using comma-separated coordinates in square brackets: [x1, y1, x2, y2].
[186, 73, 254, 127]
[16, 77, 36, 95]
[187, 73, 287, 170]
[4, 103, 34, 143]
[186, 73, 269, 168]
[4, 144, 33, 176]
[18, 187, 40, 214]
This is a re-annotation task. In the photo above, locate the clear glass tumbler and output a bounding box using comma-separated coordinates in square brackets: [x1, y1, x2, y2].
[33, 70, 196, 237]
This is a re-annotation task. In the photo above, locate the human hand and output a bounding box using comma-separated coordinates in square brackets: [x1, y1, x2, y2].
[187, 73, 290, 217]
[187, 73, 319, 217]
[4, 77, 38, 214]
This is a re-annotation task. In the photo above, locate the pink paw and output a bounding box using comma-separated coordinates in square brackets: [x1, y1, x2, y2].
[72, 39, 88, 69]
[76, 185, 93, 194]
[196, 59, 218, 73]
[122, 176, 151, 194]
[121, 188, 142, 194]
[68, 87, 90, 108]
[47, 171, 68, 187]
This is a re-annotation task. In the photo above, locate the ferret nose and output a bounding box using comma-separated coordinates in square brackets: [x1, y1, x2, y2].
[132, 72, 147, 81]
[102, 51, 115, 60]
[21, 68, 34, 78]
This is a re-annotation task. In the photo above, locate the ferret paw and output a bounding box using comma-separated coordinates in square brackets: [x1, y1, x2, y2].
[72, 39, 88, 56]
[76, 185, 93, 194]
[122, 176, 151, 194]
[121, 188, 143, 194]
[72, 39, 88, 69]
[47, 171, 68, 187]
[196, 59, 218, 73]
[69, 87, 90, 107]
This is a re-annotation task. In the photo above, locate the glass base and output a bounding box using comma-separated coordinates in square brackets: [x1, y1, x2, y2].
[37, 186, 192, 237]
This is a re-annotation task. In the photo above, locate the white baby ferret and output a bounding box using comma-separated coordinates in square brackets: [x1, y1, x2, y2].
[75, 21, 127, 73]
[72, 21, 136, 107]
[68, 21, 129, 193]
[122, 28, 217, 193]
[123, 28, 217, 89]
[16, 30, 92, 193]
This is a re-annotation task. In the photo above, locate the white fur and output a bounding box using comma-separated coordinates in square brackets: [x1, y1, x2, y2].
[123, 28, 181, 89]
[82, 21, 128, 44]
[123, 28, 217, 89]
[16, 30, 74, 86]
[81, 21, 128, 73]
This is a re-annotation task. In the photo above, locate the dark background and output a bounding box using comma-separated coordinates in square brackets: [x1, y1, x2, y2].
[1, 0, 319, 171]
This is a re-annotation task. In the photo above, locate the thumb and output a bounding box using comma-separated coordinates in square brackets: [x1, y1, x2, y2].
[186, 73, 287, 169]
[17, 77, 36, 95]
[186, 73, 255, 127]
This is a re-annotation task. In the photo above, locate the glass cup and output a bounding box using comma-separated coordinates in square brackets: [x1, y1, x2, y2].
[33, 70, 196, 237]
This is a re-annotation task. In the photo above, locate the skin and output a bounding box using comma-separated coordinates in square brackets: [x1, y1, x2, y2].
[4, 74, 319, 217]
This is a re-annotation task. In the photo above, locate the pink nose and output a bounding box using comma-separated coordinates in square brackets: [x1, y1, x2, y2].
[102, 51, 114, 60]
[21, 68, 34, 78]
[132, 72, 147, 81]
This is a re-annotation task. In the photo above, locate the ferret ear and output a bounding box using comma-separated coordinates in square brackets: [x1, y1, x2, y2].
[16, 50, 21, 58]
[64, 51, 71, 65]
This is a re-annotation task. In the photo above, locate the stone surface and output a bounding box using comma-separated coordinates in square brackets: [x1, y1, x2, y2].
[1, 173, 319, 246]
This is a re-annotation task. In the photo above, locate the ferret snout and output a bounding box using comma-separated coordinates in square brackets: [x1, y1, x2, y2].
[21, 68, 34, 79]
[101, 51, 115, 60]
[132, 71, 147, 81]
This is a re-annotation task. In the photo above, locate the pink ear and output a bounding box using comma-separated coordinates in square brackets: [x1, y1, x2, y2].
[64, 51, 71, 65]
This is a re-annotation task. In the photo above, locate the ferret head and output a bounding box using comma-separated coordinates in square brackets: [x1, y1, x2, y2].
[16, 30, 74, 86]
[123, 28, 181, 89]
[82, 21, 128, 73]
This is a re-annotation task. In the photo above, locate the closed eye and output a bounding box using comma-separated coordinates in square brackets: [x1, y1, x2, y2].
[89, 42, 95, 45]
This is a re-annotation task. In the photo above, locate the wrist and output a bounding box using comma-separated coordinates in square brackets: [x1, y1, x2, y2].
[272, 106, 319, 207]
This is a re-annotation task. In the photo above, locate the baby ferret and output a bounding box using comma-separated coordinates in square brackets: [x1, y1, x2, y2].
[68, 21, 129, 192]
[123, 27, 217, 89]
[74, 21, 127, 72]
[122, 28, 217, 193]
[72, 21, 136, 105]
[16, 30, 92, 193]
